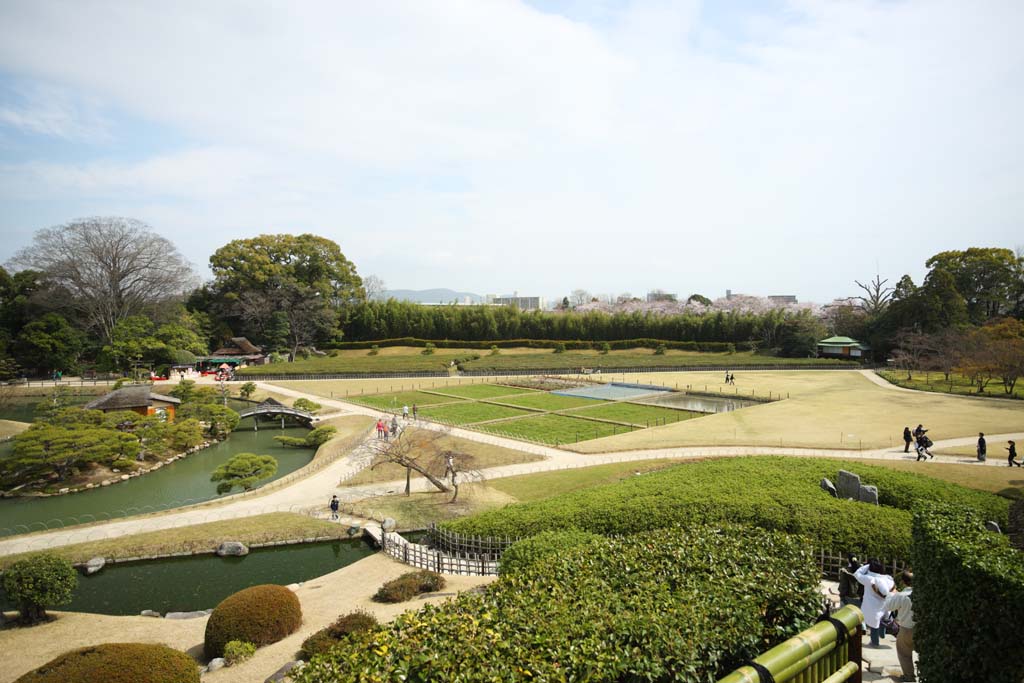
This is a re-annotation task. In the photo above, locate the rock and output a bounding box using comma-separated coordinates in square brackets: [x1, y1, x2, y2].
[140, 609, 161, 617]
[58, 487, 69, 494]
[287, 583, 301, 592]
[112, 468, 120, 473]
[120, 474, 130, 481]
[381, 518, 397, 532]
[837, 470, 861, 499]
[83, 557, 106, 575]
[985, 520, 1001, 533]
[819, 478, 837, 497]
[858, 485, 879, 505]
[265, 661, 302, 682]
[216, 541, 249, 557]
[101, 480, 112, 486]
[165, 610, 209, 619]
[346, 525, 361, 537]
[86, 483, 95, 489]
[206, 658, 226, 672]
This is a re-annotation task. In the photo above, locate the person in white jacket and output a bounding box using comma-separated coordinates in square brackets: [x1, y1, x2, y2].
[854, 558, 895, 647]
[880, 570, 916, 682]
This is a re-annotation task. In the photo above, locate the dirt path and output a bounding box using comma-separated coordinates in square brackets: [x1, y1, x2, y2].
[1, 553, 494, 683]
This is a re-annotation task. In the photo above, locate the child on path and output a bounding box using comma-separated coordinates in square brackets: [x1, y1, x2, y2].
[329, 495, 340, 520]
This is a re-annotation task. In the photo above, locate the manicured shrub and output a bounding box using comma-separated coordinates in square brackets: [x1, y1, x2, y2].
[222, 640, 256, 666]
[489, 345, 500, 355]
[912, 502, 1024, 683]
[1, 554, 77, 624]
[421, 342, 435, 355]
[442, 457, 1009, 562]
[299, 610, 380, 660]
[599, 341, 611, 354]
[553, 342, 566, 353]
[204, 584, 302, 659]
[373, 571, 446, 603]
[654, 343, 667, 355]
[368, 345, 379, 355]
[14, 643, 199, 683]
[292, 397, 322, 413]
[293, 525, 820, 682]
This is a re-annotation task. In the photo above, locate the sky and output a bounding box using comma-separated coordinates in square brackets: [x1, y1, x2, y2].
[0, 0, 1021, 304]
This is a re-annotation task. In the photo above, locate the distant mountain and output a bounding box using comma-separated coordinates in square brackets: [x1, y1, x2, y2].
[382, 288, 483, 304]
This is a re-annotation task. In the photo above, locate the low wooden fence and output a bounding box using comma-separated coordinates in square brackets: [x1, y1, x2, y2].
[380, 531, 500, 575]
[717, 605, 863, 683]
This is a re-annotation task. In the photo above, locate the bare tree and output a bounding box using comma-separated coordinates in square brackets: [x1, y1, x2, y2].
[893, 329, 934, 380]
[9, 218, 197, 342]
[569, 289, 592, 308]
[854, 274, 894, 316]
[369, 427, 452, 495]
[363, 275, 387, 301]
[439, 448, 482, 503]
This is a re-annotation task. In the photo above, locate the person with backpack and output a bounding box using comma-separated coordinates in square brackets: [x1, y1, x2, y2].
[329, 494, 340, 521]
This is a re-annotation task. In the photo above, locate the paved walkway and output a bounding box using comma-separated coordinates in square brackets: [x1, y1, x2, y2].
[1, 380, 1020, 558]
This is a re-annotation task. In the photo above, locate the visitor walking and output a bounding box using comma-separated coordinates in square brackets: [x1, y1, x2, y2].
[402, 405, 409, 420]
[977, 433, 986, 462]
[1007, 440, 1019, 467]
[390, 415, 399, 437]
[838, 554, 863, 607]
[903, 427, 913, 453]
[329, 495, 340, 521]
[412, 403, 418, 420]
[855, 559, 895, 647]
[728, 373, 735, 385]
[376, 418, 385, 440]
[881, 570, 916, 682]
[725, 370, 730, 384]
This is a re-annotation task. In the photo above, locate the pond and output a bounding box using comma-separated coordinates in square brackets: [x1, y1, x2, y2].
[637, 392, 761, 413]
[0, 539, 375, 616]
[0, 421, 315, 537]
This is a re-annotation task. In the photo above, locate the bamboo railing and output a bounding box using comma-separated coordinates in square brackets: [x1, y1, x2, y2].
[717, 605, 863, 683]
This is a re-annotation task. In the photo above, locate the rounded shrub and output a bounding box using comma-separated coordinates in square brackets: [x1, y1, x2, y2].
[300, 610, 380, 660]
[1, 554, 77, 624]
[373, 571, 446, 603]
[204, 584, 302, 659]
[14, 643, 199, 683]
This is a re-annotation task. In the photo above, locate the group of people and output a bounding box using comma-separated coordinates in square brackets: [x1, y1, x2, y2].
[839, 555, 916, 681]
[723, 371, 736, 385]
[375, 415, 399, 441]
[977, 433, 1017, 466]
[902, 425, 933, 460]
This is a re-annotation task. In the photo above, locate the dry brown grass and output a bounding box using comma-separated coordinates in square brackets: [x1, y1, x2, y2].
[0, 419, 28, 440]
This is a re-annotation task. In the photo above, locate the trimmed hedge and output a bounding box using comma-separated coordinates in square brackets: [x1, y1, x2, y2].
[912, 502, 1024, 683]
[293, 525, 821, 682]
[373, 571, 446, 603]
[299, 610, 380, 660]
[442, 457, 1009, 561]
[15, 643, 199, 683]
[204, 584, 302, 659]
[324, 337, 756, 352]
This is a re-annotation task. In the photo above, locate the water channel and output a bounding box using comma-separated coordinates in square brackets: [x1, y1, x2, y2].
[0, 412, 315, 536]
[0, 539, 375, 615]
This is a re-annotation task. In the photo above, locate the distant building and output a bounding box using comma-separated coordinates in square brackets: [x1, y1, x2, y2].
[817, 336, 871, 359]
[198, 337, 268, 369]
[489, 292, 545, 311]
[768, 295, 798, 305]
[84, 385, 181, 422]
[726, 289, 733, 300]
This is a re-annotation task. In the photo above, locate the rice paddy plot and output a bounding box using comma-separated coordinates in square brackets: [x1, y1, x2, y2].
[428, 383, 539, 400]
[491, 392, 606, 411]
[349, 390, 464, 411]
[566, 402, 702, 427]
[477, 413, 627, 445]
[418, 402, 535, 426]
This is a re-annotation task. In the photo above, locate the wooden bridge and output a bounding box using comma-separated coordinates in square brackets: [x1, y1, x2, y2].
[238, 398, 314, 426]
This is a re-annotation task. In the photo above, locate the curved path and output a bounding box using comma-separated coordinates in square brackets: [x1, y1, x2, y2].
[1, 380, 1020, 557]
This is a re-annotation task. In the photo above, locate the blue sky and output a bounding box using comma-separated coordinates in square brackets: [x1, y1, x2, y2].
[1, 0, 1022, 303]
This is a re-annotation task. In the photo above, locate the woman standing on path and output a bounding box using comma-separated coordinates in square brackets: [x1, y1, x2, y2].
[903, 427, 913, 453]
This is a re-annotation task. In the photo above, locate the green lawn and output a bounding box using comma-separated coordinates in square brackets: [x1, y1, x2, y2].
[564, 402, 702, 426]
[418, 402, 534, 425]
[877, 370, 1023, 400]
[427, 383, 538, 400]
[349, 390, 464, 411]
[491, 392, 606, 411]
[477, 413, 628, 444]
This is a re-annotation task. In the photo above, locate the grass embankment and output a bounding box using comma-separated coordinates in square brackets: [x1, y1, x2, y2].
[0, 420, 28, 440]
[877, 370, 1023, 400]
[0, 512, 348, 570]
[238, 346, 855, 376]
[861, 459, 1024, 500]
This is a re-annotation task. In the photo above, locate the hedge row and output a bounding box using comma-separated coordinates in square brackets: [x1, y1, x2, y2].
[293, 525, 821, 682]
[324, 337, 755, 352]
[911, 502, 1024, 683]
[441, 457, 1009, 561]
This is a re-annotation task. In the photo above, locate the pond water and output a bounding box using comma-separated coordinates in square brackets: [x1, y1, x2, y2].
[0, 421, 314, 536]
[637, 392, 761, 413]
[0, 539, 375, 616]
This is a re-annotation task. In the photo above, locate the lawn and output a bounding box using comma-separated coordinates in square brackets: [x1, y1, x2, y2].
[565, 402, 702, 426]
[477, 413, 627, 444]
[845, 458, 1024, 500]
[877, 370, 1023, 400]
[427, 383, 538, 400]
[491, 392, 606, 411]
[348, 390, 464, 411]
[418, 402, 534, 425]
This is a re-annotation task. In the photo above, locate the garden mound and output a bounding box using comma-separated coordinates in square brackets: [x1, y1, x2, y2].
[204, 584, 302, 659]
[292, 525, 820, 682]
[14, 643, 199, 683]
[442, 457, 1009, 560]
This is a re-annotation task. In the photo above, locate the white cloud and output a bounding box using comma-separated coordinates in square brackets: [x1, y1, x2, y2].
[0, 82, 108, 141]
[0, 0, 1022, 299]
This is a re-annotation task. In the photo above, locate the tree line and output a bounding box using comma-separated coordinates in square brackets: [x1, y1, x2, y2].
[1, 217, 1021, 377]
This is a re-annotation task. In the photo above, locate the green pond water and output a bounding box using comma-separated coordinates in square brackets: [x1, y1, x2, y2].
[0, 420, 314, 536]
[0, 539, 375, 616]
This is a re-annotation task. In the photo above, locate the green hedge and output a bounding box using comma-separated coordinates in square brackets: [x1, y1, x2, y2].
[911, 502, 1024, 683]
[15, 643, 199, 683]
[441, 457, 1009, 561]
[293, 525, 821, 682]
[373, 571, 446, 603]
[204, 584, 302, 659]
[324, 337, 756, 352]
[300, 610, 380, 661]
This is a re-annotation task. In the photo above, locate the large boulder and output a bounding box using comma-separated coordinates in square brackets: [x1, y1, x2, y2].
[819, 478, 837, 498]
[381, 518, 397, 532]
[836, 470, 860, 499]
[858, 485, 879, 505]
[83, 557, 106, 575]
[216, 541, 249, 557]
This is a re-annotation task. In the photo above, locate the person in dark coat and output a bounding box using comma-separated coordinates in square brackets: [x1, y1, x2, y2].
[977, 433, 986, 462]
[903, 427, 913, 453]
[1008, 440, 1019, 467]
[838, 554, 863, 607]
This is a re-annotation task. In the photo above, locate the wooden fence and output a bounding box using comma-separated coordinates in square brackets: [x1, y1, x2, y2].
[381, 531, 500, 575]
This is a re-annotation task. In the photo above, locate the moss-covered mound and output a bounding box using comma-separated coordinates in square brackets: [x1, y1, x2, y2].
[204, 584, 302, 659]
[15, 643, 199, 683]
